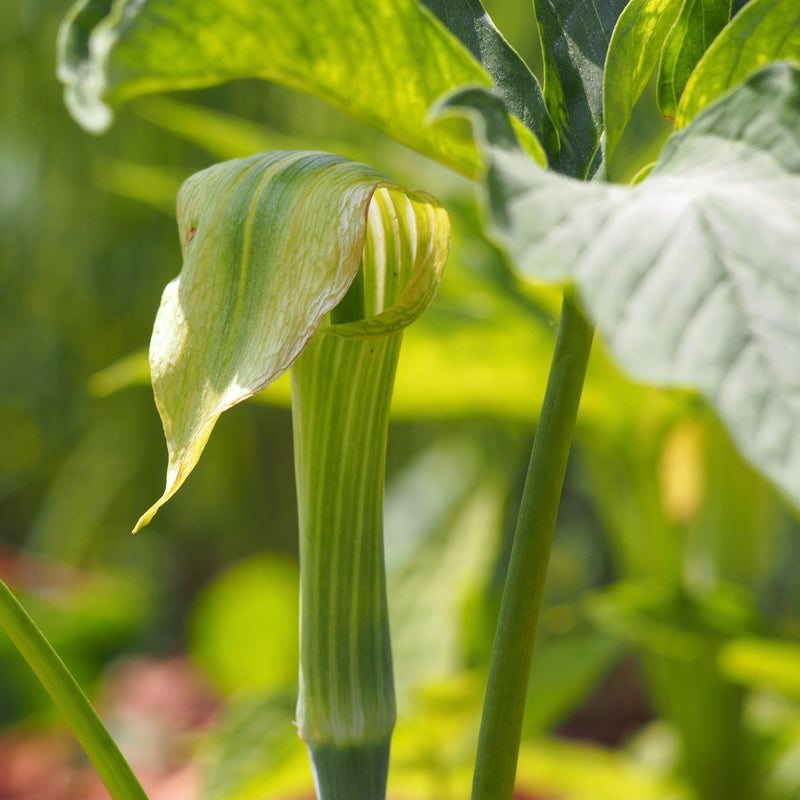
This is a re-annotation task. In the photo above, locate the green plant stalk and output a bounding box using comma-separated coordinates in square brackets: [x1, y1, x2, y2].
[291, 326, 401, 800]
[471, 289, 594, 800]
[0, 578, 149, 800]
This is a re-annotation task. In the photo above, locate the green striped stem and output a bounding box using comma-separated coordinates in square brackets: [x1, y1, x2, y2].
[292, 329, 401, 799]
[0, 578, 149, 800]
[290, 186, 448, 799]
[471, 290, 594, 800]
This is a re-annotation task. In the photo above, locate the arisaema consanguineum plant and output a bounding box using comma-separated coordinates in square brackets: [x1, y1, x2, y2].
[0, 1, 797, 799]
[134, 150, 450, 798]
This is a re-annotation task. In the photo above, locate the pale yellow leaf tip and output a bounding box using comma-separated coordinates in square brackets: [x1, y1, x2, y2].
[132, 415, 218, 533]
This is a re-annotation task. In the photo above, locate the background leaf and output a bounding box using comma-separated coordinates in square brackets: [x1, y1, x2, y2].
[420, 0, 559, 162]
[533, 0, 629, 177]
[384, 437, 507, 696]
[676, 0, 800, 125]
[515, 738, 689, 800]
[438, 63, 800, 513]
[656, 0, 731, 120]
[200, 691, 310, 800]
[522, 633, 623, 735]
[189, 555, 299, 695]
[603, 0, 684, 159]
[719, 638, 800, 701]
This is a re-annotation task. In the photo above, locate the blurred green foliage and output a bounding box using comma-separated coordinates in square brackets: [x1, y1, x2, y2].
[1, 1, 800, 799]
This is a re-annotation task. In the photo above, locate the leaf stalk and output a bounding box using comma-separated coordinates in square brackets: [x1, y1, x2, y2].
[471, 289, 594, 800]
[0, 578, 149, 800]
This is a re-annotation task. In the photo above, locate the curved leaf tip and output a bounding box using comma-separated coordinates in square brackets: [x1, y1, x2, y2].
[136, 151, 450, 532]
[133, 413, 217, 534]
[57, 0, 118, 132]
[430, 86, 527, 163]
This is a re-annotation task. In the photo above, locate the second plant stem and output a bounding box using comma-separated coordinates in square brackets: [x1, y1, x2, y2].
[0, 578, 149, 800]
[471, 289, 594, 800]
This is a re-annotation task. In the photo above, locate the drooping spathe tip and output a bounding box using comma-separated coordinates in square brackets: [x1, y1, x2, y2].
[132, 415, 220, 534]
[131, 506, 158, 535]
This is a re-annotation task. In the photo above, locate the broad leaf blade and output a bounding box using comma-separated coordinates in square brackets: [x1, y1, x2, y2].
[437, 63, 800, 512]
[135, 151, 449, 531]
[534, 0, 629, 178]
[58, 0, 494, 176]
[421, 0, 558, 162]
[657, 0, 731, 119]
[676, 0, 800, 125]
[603, 0, 684, 159]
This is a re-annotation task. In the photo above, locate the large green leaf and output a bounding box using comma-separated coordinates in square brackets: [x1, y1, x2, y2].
[603, 0, 684, 159]
[656, 0, 731, 119]
[57, 0, 549, 176]
[134, 151, 449, 531]
[533, 0, 629, 178]
[436, 63, 800, 512]
[676, 0, 800, 125]
[420, 0, 558, 162]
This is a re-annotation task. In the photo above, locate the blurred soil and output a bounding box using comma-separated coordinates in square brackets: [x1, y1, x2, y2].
[0, 655, 650, 799]
[0, 656, 217, 800]
[558, 657, 652, 747]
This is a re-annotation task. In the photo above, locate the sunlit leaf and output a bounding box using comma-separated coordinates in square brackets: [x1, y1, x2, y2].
[515, 738, 690, 800]
[676, 0, 800, 125]
[603, 0, 683, 159]
[87, 163, 670, 439]
[135, 151, 449, 532]
[720, 638, 800, 701]
[656, 0, 731, 120]
[57, 0, 549, 176]
[436, 63, 800, 512]
[533, 0, 629, 177]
